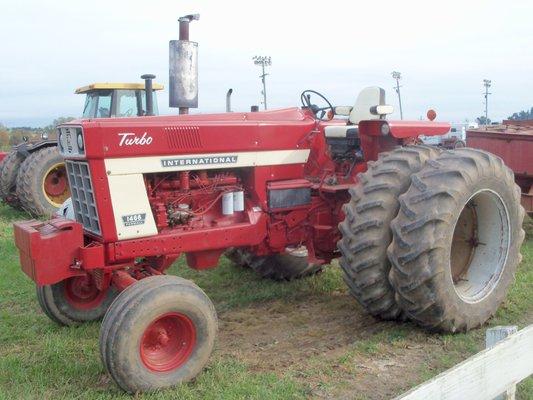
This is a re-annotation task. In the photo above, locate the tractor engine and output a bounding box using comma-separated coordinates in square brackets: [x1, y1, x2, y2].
[145, 170, 245, 231]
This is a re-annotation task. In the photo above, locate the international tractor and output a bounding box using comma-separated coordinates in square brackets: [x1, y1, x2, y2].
[12, 15, 525, 394]
[0, 76, 162, 216]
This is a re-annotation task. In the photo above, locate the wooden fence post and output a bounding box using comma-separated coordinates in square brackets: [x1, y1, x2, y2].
[486, 326, 518, 400]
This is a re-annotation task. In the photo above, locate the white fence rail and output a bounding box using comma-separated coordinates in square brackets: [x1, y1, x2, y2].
[396, 325, 533, 400]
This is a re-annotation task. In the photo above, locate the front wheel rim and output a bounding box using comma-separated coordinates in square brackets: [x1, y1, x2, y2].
[63, 276, 106, 310]
[140, 312, 196, 372]
[450, 189, 511, 303]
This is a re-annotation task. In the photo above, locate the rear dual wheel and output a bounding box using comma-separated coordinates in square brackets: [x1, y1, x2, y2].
[388, 148, 525, 332]
[100, 275, 217, 393]
[338, 145, 440, 320]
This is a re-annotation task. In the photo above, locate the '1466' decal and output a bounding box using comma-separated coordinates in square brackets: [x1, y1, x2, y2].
[118, 132, 153, 146]
[122, 213, 146, 226]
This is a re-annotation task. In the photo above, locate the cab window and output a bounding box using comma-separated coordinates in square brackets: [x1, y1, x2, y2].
[116, 90, 139, 117]
[115, 89, 159, 117]
[82, 90, 112, 118]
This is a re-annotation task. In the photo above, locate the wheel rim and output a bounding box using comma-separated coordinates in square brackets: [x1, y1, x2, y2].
[140, 312, 196, 372]
[63, 276, 107, 310]
[42, 162, 71, 207]
[450, 189, 510, 303]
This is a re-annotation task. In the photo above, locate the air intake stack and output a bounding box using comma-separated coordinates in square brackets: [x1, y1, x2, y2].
[141, 74, 156, 116]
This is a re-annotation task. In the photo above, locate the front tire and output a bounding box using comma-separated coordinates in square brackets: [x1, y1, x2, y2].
[36, 276, 117, 326]
[338, 145, 440, 320]
[388, 148, 525, 332]
[99, 275, 218, 393]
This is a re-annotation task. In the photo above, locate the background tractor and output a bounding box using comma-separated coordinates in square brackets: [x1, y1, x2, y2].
[0, 76, 162, 216]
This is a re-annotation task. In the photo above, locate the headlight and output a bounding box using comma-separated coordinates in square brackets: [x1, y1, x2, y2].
[77, 130, 84, 151]
[380, 123, 390, 136]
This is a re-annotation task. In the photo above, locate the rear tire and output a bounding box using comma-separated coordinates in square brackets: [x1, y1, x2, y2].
[338, 145, 440, 320]
[36, 276, 117, 326]
[16, 147, 70, 216]
[227, 247, 322, 281]
[100, 275, 218, 393]
[388, 148, 525, 332]
[0, 151, 25, 208]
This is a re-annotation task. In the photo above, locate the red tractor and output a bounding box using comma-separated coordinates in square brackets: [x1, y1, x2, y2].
[12, 85, 525, 392]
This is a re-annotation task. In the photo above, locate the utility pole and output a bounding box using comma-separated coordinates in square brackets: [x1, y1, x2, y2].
[483, 79, 492, 124]
[253, 56, 271, 110]
[391, 71, 403, 120]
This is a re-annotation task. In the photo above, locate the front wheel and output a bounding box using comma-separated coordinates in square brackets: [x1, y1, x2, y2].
[36, 275, 117, 326]
[99, 275, 218, 393]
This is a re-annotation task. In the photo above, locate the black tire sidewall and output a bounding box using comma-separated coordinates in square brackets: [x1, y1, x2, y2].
[430, 174, 520, 325]
[0, 151, 25, 200]
[18, 147, 65, 216]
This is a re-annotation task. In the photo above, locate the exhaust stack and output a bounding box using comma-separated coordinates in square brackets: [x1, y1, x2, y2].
[169, 14, 200, 115]
[226, 89, 233, 112]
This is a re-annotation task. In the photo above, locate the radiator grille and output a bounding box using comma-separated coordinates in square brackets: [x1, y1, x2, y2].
[65, 160, 101, 235]
[164, 126, 202, 149]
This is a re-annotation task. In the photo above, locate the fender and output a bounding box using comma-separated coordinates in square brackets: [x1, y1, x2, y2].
[359, 120, 451, 139]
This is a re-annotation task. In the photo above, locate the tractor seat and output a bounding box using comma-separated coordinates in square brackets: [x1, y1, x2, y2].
[324, 86, 393, 138]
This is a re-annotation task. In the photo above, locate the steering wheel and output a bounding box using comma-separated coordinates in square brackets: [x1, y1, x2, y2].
[300, 90, 334, 121]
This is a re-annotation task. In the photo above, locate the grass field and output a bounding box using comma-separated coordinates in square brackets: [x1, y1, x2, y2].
[0, 203, 531, 399]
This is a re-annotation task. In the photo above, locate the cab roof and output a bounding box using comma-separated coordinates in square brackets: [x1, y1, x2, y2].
[75, 82, 164, 94]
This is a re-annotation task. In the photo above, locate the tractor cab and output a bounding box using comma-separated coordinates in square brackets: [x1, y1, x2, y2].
[75, 82, 163, 119]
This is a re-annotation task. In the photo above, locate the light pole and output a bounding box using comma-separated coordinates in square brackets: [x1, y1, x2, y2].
[391, 71, 403, 120]
[253, 56, 271, 110]
[483, 79, 492, 124]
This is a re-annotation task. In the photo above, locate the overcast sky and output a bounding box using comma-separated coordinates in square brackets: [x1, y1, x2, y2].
[0, 0, 531, 127]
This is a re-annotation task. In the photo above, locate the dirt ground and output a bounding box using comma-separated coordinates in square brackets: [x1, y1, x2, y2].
[218, 292, 453, 399]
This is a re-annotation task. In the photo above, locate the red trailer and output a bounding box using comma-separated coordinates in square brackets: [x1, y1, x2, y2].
[467, 121, 533, 214]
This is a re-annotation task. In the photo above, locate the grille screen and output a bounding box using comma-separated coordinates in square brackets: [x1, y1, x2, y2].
[65, 160, 101, 235]
[164, 126, 202, 149]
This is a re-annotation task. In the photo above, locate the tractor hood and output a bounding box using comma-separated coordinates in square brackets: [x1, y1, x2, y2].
[60, 108, 317, 160]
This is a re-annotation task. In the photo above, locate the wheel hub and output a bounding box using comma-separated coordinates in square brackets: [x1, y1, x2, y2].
[140, 312, 196, 372]
[63, 276, 106, 310]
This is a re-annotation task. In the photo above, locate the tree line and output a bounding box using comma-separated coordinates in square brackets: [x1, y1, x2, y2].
[0, 117, 74, 149]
